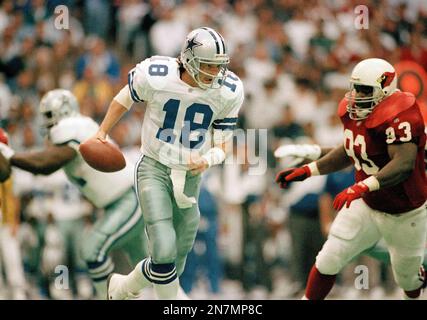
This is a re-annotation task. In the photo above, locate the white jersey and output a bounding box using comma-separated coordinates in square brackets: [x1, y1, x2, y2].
[128, 56, 244, 170]
[49, 116, 135, 208]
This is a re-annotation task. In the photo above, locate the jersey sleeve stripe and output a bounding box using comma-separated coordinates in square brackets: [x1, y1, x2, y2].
[213, 124, 236, 130]
[128, 69, 143, 103]
[56, 139, 81, 146]
[213, 117, 238, 124]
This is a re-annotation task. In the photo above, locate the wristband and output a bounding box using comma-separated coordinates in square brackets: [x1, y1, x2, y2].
[362, 176, 380, 191]
[307, 162, 320, 176]
[201, 147, 226, 168]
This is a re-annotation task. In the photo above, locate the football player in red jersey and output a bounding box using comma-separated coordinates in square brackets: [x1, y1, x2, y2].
[276, 58, 427, 300]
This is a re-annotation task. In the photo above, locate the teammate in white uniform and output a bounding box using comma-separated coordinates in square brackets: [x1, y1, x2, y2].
[2, 90, 147, 299]
[91, 27, 244, 300]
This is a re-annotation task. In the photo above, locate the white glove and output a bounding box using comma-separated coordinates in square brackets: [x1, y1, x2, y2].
[0, 142, 14, 160]
[274, 144, 321, 167]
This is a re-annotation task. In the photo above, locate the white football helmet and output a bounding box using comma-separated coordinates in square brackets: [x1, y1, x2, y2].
[345, 58, 397, 120]
[39, 89, 80, 128]
[180, 27, 230, 89]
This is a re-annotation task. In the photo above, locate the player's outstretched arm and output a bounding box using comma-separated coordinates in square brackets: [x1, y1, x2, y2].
[275, 145, 351, 189]
[96, 86, 133, 142]
[10, 145, 76, 175]
[316, 145, 352, 174]
[376, 142, 417, 188]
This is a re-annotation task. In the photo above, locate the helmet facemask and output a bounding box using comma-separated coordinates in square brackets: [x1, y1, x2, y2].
[345, 83, 385, 120]
[183, 55, 229, 90]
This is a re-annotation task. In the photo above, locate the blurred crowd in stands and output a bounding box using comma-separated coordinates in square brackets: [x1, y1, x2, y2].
[0, 0, 426, 299]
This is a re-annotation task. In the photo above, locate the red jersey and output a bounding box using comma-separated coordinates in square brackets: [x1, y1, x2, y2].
[338, 91, 427, 214]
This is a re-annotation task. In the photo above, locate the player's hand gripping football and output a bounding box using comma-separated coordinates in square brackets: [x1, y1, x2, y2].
[93, 130, 107, 143]
[275, 165, 311, 189]
[333, 182, 369, 210]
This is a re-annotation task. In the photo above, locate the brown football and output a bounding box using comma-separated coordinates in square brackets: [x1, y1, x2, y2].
[79, 138, 126, 172]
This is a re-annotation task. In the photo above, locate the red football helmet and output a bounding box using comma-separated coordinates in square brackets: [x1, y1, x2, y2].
[0, 128, 9, 145]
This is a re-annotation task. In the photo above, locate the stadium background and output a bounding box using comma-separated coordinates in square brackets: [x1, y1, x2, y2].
[0, 0, 426, 299]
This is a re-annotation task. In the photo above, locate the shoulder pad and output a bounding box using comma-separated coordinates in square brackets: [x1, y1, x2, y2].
[219, 71, 244, 102]
[365, 91, 416, 128]
[337, 98, 348, 118]
[50, 116, 98, 145]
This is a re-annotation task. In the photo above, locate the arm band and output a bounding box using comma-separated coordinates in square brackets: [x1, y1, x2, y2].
[362, 176, 380, 191]
[307, 162, 320, 176]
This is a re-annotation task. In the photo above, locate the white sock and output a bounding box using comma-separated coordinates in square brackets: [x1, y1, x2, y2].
[123, 261, 151, 294]
[153, 278, 179, 300]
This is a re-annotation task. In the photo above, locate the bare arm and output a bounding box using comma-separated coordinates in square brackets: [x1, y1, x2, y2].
[10, 145, 76, 175]
[376, 142, 417, 188]
[89, 85, 134, 142]
[316, 145, 352, 175]
[97, 96, 130, 140]
[0, 152, 11, 182]
[320, 147, 334, 158]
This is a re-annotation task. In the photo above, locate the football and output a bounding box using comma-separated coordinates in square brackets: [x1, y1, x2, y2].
[79, 138, 126, 172]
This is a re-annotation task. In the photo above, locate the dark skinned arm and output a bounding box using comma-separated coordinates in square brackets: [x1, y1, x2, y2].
[10, 145, 77, 175]
[319, 147, 334, 158]
[0, 152, 11, 182]
[375, 142, 417, 188]
[299, 146, 335, 165]
[316, 145, 352, 175]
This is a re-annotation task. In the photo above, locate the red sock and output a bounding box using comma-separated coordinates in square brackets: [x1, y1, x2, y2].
[305, 265, 337, 300]
[404, 266, 426, 299]
[404, 288, 421, 299]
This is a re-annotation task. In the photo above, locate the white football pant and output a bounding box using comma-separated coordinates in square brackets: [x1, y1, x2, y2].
[0, 225, 26, 298]
[316, 198, 427, 291]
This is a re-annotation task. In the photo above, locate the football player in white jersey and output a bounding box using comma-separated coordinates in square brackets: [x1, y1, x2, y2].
[90, 27, 244, 300]
[1, 89, 148, 299]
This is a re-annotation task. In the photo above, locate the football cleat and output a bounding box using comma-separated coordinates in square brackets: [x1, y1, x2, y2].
[107, 273, 139, 300]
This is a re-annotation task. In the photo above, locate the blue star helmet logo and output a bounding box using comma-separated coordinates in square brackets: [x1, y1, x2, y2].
[185, 35, 202, 55]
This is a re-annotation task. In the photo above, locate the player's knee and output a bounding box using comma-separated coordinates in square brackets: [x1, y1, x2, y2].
[315, 242, 347, 275]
